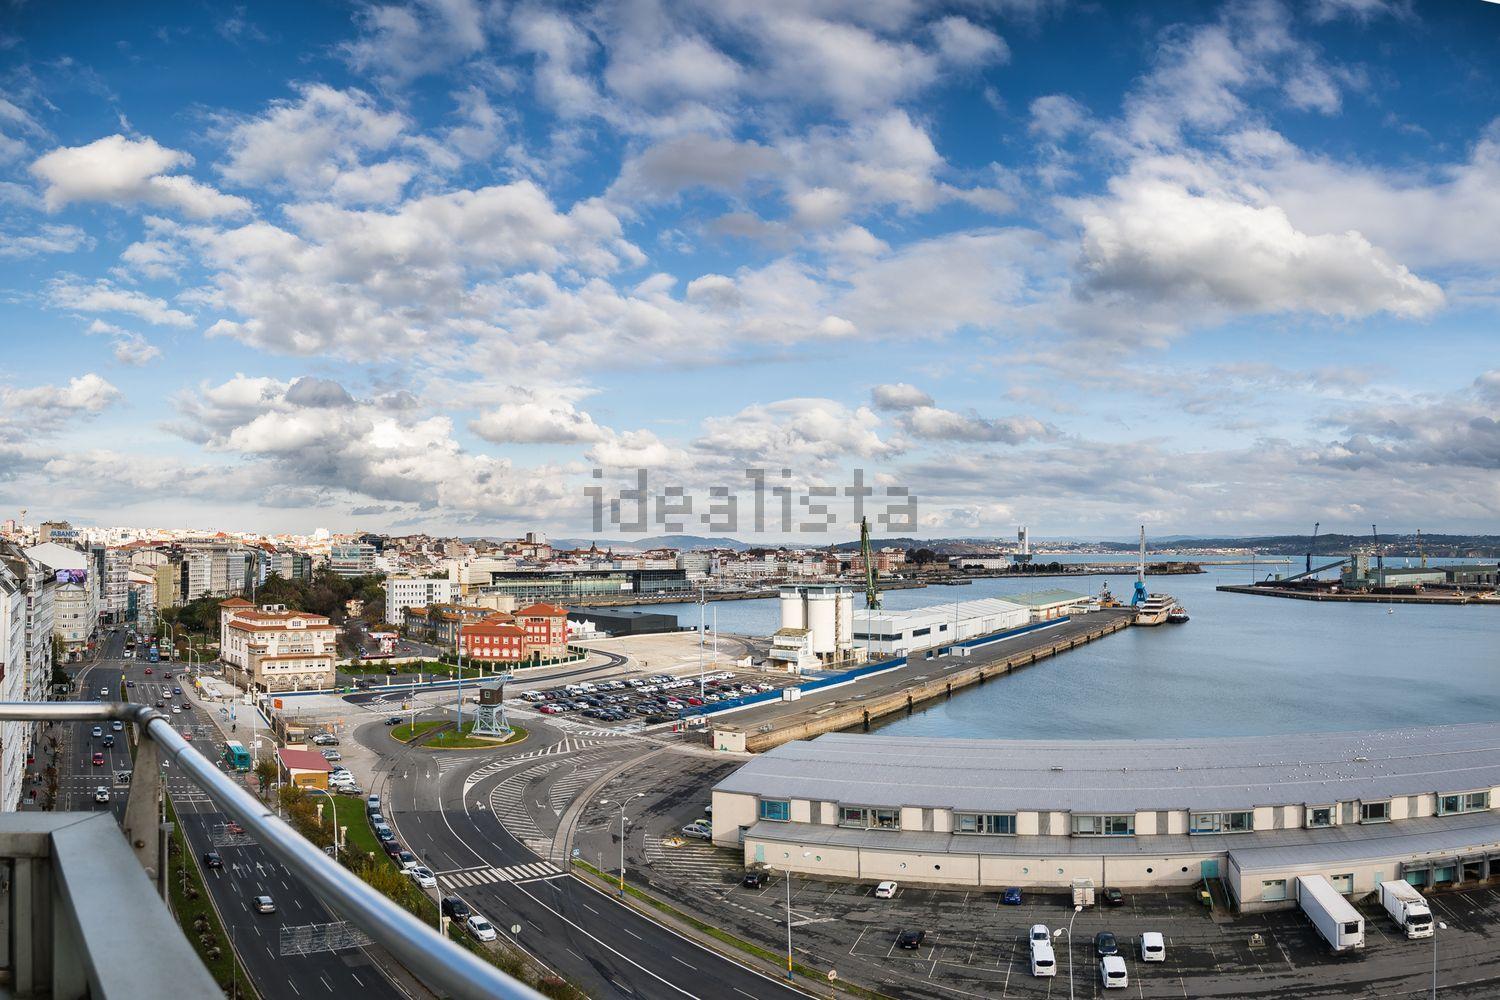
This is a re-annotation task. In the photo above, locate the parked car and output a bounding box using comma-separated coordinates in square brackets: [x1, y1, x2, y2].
[93, 786, 110, 803]
[680, 821, 712, 840]
[742, 871, 765, 888]
[1002, 886, 1023, 905]
[408, 866, 437, 889]
[383, 840, 404, 859]
[874, 881, 898, 899]
[1030, 939, 1057, 977]
[1094, 931, 1119, 957]
[203, 851, 223, 869]
[466, 915, 498, 942]
[1100, 955, 1128, 989]
[321, 750, 342, 761]
[1102, 886, 1125, 906]
[896, 929, 925, 950]
[376, 827, 396, 844]
[396, 851, 419, 871]
[441, 896, 472, 920]
[143, 667, 152, 675]
[1030, 924, 1050, 944]
[253, 895, 277, 914]
[366, 795, 381, 813]
[1140, 931, 1166, 962]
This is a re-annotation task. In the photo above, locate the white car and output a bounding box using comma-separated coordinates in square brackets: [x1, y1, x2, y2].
[680, 822, 712, 840]
[874, 881, 898, 899]
[171, 705, 182, 714]
[408, 866, 437, 889]
[94, 786, 110, 803]
[1100, 955, 1128, 989]
[1030, 923, 1050, 944]
[99, 687, 109, 697]
[1030, 939, 1057, 977]
[1140, 931, 1166, 962]
[466, 914, 498, 942]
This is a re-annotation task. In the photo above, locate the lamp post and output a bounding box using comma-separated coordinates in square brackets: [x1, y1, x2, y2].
[1052, 904, 1083, 1000]
[1432, 919, 1448, 1000]
[455, 619, 464, 734]
[598, 793, 644, 896]
[774, 851, 811, 980]
[305, 785, 344, 860]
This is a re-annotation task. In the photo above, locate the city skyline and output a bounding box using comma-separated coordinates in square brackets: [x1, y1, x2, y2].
[2, 0, 1498, 539]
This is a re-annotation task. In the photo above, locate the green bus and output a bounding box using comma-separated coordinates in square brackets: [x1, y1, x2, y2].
[223, 741, 251, 772]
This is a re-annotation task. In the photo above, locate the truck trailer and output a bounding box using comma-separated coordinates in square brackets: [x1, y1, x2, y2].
[1297, 874, 1365, 952]
[1379, 880, 1434, 939]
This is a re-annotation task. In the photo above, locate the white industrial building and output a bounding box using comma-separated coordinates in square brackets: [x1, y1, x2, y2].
[850, 597, 1030, 657]
[713, 726, 1500, 913]
[769, 584, 854, 673]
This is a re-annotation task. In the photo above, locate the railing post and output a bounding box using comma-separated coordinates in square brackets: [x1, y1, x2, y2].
[123, 735, 165, 888]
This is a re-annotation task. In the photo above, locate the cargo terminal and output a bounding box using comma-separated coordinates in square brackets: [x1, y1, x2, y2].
[710, 724, 1500, 912]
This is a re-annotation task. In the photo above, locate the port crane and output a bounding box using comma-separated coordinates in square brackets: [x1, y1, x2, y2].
[1306, 522, 1319, 575]
[859, 516, 880, 611]
[1372, 524, 1384, 576]
[1131, 525, 1149, 606]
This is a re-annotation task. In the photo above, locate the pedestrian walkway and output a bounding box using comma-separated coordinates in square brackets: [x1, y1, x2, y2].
[437, 860, 565, 891]
[642, 835, 742, 887]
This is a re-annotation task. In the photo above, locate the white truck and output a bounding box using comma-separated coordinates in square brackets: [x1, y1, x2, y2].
[1379, 880, 1435, 939]
[1297, 874, 1365, 952]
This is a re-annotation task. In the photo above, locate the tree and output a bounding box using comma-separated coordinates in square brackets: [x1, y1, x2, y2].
[252, 758, 277, 801]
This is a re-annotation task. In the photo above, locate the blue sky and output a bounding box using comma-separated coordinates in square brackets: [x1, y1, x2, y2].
[1, 0, 1498, 541]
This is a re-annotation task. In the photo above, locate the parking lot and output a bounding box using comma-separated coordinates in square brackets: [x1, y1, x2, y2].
[519, 668, 797, 726]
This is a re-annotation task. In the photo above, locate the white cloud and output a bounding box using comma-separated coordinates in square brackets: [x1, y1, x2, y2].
[0, 224, 93, 258]
[5, 372, 120, 413]
[218, 84, 413, 204]
[470, 394, 611, 444]
[49, 278, 195, 327]
[902, 406, 1054, 444]
[610, 135, 784, 202]
[1029, 94, 1091, 140]
[30, 135, 250, 219]
[1072, 172, 1445, 322]
[930, 16, 1009, 67]
[694, 398, 900, 467]
[84, 320, 162, 367]
[870, 383, 934, 411]
[342, 0, 490, 86]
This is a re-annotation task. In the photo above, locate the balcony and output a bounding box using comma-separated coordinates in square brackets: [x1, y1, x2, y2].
[0, 701, 543, 1000]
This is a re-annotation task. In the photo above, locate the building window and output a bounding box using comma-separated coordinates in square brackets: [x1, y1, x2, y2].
[1189, 811, 1254, 835]
[954, 813, 1016, 836]
[912, 627, 931, 637]
[1261, 879, 1287, 902]
[1360, 801, 1391, 824]
[1071, 814, 1134, 836]
[839, 806, 867, 828]
[1437, 791, 1490, 816]
[870, 808, 900, 830]
[758, 799, 790, 822]
[1307, 806, 1333, 828]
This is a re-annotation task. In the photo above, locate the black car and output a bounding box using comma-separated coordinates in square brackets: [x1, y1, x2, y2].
[441, 896, 472, 920]
[203, 851, 223, 869]
[101, 734, 115, 748]
[897, 930, 925, 950]
[742, 871, 765, 888]
[1102, 886, 1125, 906]
[1094, 931, 1119, 956]
[386, 716, 403, 726]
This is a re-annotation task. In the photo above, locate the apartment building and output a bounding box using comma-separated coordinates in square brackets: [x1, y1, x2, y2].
[0, 542, 54, 810]
[328, 543, 376, 577]
[384, 577, 454, 625]
[218, 598, 336, 693]
[23, 542, 97, 660]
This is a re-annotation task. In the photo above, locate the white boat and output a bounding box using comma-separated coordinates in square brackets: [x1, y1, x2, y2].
[1134, 594, 1175, 626]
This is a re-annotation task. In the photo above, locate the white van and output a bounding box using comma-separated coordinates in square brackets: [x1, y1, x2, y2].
[1139, 931, 1165, 962]
[1100, 955, 1128, 989]
[1029, 939, 1056, 977]
[576, 682, 597, 693]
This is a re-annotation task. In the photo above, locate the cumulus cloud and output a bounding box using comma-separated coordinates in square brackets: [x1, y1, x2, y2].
[609, 135, 784, 202]
[870, 383, 934, 411]
[0, 224, 93, 258]
[85, 320, 162, 367]
[49, 278, 195, 327]
[470, 394, 611, 444]
[30, 135, 250, 219]
[1073, 174, 1445, 322]
[694, 398, 900, 467]
[901, 406, 1055, 444]
[342, 0, 489, 86]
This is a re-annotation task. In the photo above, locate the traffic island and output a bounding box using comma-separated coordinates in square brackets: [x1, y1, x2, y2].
[391, 720, 528, 750]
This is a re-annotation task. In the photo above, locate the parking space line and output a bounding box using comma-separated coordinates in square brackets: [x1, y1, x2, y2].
[849, 926, 867, 956]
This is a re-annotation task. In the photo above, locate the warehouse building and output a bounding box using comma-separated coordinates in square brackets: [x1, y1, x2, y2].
[565, 608, 679, 636]
[711, 725, 1500, 912]
[849, 597, 1029, 657]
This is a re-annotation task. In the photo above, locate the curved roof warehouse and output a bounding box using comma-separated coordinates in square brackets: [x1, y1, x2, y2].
[710, 727, 1500, 911]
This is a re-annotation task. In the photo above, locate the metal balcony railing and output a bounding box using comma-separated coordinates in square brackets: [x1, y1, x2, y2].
[0, 701, 544, 1000]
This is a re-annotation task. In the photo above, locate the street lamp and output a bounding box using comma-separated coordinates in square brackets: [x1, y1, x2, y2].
[304, 785, 344, 860]
[1432, 919, 1448, 1000]
[770, 851, 811, 980]
[1052, 903, 1083, 1000]
[598, 793, 644, 896]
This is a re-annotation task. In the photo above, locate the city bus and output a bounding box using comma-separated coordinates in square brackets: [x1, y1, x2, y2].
[223, 741, 252, 772]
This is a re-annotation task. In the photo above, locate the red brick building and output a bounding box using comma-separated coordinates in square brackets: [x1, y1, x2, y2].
[515, 602, 570, 659]
[458, 604, 571, 664]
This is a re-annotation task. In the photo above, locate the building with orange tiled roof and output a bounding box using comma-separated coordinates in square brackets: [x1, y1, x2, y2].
[514, 602, 570, 659]
[219, 600, 336, 693]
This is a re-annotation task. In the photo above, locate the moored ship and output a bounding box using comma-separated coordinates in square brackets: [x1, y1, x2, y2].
[1134, 593, 1175, 626]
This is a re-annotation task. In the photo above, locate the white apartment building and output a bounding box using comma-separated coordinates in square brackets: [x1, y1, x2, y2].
[328, 543, 376, 577]
[0, 553, 30, 811]
[101, 547, 131, 625]
[24, 542, 97, 661]
[127, 571, 158, 633]
[384, 577, 454, 625]
[218, 598, 337, 693]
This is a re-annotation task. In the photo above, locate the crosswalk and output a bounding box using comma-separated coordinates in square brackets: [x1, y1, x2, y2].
[642, 835, 742, 887]
[437, 860, 564, 891]
[547, 756, 617, 813]
[462, 738, 609, 796]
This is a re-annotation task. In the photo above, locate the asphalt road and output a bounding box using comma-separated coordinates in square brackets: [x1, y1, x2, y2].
[63, 630, 407, 1000]
[373, 716, 804, 1000]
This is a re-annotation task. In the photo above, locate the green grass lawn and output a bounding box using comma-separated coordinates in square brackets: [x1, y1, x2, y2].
[391, 719, 528, 749]
[389, 719, 448, 742]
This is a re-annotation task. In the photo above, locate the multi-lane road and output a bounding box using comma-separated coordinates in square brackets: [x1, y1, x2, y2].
[374, 714, 804, 1000]
[61, 630, 408, 1000]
